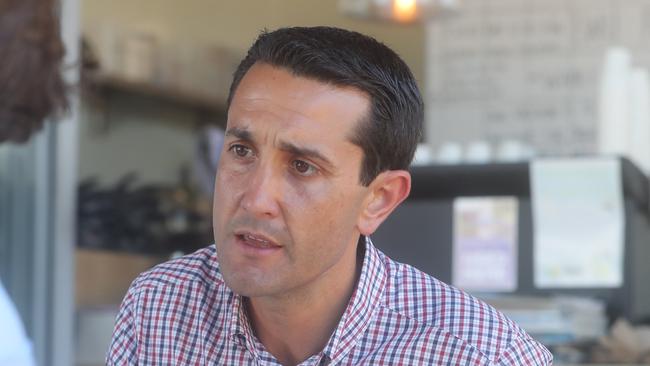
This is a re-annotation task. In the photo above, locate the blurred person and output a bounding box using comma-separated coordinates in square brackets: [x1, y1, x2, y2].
[107, 27, 552, 365]
[0, 0, 67, 365]
[0, 0, 67, 143]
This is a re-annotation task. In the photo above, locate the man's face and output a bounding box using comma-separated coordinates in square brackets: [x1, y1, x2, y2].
[213, 63, 372, 299]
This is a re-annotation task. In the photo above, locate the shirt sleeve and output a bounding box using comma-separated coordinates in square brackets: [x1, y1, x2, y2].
[0, 282, 35, 366]
[106, 281, 141, 366]
[495, 335, 553, 366]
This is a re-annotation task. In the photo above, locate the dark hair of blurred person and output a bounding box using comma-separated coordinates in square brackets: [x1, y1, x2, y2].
[0, 0, 67, 143]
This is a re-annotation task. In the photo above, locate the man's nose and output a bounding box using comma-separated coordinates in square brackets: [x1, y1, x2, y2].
[240, 162, 282, 218]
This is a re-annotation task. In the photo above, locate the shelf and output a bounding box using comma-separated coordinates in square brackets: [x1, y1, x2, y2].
[82, 71, 228, 118]
[408, 157, 649, 211]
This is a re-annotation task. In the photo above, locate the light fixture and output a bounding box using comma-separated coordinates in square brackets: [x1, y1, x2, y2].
[339, 0, 458, 23]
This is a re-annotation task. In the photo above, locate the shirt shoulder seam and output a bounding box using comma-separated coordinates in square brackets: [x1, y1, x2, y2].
[377, 303, 530, 364]
[130, 247, 224, 293]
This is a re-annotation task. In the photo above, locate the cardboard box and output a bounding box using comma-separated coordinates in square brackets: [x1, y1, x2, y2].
[76, 249, 166, 307]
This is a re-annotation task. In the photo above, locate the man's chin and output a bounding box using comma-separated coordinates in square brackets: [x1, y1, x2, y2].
[221, 271, 276, 298]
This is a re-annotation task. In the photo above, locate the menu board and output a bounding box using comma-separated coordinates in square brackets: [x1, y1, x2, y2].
[426, 0, 650, 155]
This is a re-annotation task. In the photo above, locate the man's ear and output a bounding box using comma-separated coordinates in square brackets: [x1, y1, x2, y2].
[357, 170, 411, 236]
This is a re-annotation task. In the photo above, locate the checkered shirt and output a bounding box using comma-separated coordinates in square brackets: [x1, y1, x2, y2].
[107, 237, 552, 365]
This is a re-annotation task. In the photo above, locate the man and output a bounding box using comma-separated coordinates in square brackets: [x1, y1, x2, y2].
[108, 27, 552, 365]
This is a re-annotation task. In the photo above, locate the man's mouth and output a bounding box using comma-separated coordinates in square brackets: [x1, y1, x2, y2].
[235, 231, 282, 250]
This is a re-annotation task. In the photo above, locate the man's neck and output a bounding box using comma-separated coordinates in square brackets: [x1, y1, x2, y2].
[245, 241, 364, 366]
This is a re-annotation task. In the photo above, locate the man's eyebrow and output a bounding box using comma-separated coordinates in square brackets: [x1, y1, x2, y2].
[225, 127, 252, 141]
[279, 141, 335, 170]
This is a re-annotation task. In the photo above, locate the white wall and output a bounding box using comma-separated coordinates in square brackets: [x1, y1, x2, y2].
[81, 0, 425, 83]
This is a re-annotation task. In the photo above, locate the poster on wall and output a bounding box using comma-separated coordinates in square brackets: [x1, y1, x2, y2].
[452, 196, 518, 292]
[531, 158, 624, 288]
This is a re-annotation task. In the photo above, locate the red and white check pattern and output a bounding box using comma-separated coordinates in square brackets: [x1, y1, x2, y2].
[107, 238, 552, 365]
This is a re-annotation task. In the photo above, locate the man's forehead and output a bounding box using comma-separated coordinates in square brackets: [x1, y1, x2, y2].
[224, 122, 355, 151]
[228, 65, 368, 131]
[231, 63, 370, 113]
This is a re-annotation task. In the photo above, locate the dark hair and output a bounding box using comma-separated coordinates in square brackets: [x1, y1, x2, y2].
[227, 26, 423, 186]
[0, 0, 67, 144]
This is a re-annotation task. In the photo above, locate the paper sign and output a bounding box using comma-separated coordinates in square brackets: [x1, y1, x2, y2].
[531, 158, 624, 288]
[453, 197, 519, 292]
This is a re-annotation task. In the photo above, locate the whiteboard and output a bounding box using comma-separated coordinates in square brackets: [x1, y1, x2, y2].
[425, 0, 650, 156]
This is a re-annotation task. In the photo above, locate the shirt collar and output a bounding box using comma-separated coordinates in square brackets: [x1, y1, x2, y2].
[322, 236, 387, 361]
[228, 292, 259, 356]
[225, 236, 388, 362]
[221, 248, 258, 356]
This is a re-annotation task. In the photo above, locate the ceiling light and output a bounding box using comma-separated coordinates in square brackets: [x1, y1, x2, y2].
[339, 0, 458, 23]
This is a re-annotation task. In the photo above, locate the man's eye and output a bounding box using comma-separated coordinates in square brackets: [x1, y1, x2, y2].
[229, 144, 253, 158]
[292, 160, 317, 176]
